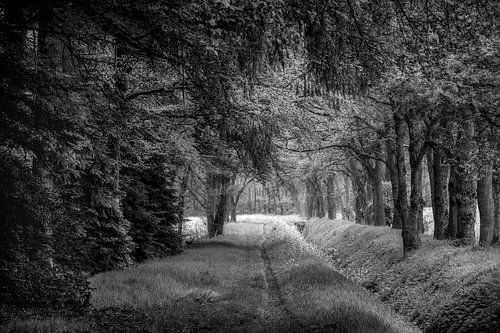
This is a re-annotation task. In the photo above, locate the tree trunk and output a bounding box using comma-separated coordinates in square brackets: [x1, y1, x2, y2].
[206, 173, 230, 237]
[455, 123, 477, 245]
[493, 174, 500, 244]
[327, 175, 336, 219]
[305, 180, 313, 218]
[374, 158, 385, 226]
[427, 148, 435, 207]
[408, 163, 423, 248]
[315, 180, 325, 218]
[417, 167, 424, 233]
[387, 139, 401, 229]
[253, 181, 257, 214]
[447, 164, 458, 238]
[430, 148, 449, 239]
[344, 174, 352, 220]
[229, 196, 237, 222]
[477, 162, 494, 245]
[352, 177, 367, 224]
[395, 112, 416, 252]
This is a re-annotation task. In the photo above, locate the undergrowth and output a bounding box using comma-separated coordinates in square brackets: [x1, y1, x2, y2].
[304, 218, 500, 333]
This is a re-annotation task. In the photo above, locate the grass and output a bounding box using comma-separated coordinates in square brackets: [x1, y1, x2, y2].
[304, 217, 500, 333]
[89, 234, 266, 332]
[0, 317, 91, 333]
[263, 220, 420, 333]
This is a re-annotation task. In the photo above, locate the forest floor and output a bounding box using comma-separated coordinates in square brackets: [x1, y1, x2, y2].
[2, 216, 419, 333]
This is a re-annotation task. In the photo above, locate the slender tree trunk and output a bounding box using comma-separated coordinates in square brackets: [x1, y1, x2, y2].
[344, 174, 352, 220]
[447, 164, 458, 238]
[408, 162, 423, 247]
[387, 139, 401, 229]
[207, 173, 230, 237]
[229, 196, 237, 222]
[477, 162, 494, 245]
[417, 167, 424, 233]
[352, 177, 367, 224]
[253, 181, 257, 214]
[493, 174, 500, 244]
[395, 112, 415, 252]
[455, 123, 477, 245]
[430, 148, 449, 239]
[427, 148, 435, 208]
[374, 158, 385, 226]
[327, 175, 336, 219]
[315, 179, 325, 218]
[305, 180, 313, 218]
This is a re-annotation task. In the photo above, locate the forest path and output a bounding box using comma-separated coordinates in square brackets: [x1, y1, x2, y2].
[90, 216, 418, 333]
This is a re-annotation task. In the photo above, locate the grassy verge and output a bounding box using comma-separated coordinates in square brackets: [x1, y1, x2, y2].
[263, 221, 419, 333]
[304, 218, 500, 333]
[2, 229, 266, 333]
[89, 229, 266, 332]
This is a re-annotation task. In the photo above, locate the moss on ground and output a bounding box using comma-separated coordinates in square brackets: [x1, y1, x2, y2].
[304, 218, 500, 333]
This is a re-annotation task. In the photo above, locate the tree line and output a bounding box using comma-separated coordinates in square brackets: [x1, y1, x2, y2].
[1, 0, 498, 318]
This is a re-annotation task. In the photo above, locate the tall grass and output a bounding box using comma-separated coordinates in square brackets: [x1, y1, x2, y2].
[0, 317, 91, 333]
[304, 217, 500, 332]
[263, 221, 420, 333]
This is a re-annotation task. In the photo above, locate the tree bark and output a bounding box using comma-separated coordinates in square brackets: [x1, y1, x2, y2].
[327, 174, 336, 219]
[305, 179, 313, 218]
[374, 158, 386, 226]
[387, 139, 401, 229]
[430, 148, 449, 239]
[206, 173, 230, 237]
[344, 175, 352, 220]
[315, 180, 325, 218]
[253, 180, 257, 214]
[229, 196, 237, 222]
[455, 123, 477, 245]
[477, 162, 494, 245]
[353, 179, 366, 224]
[447, 164, 458, 238]
[493, 173, 500, 244]
[395, 112, 416, 252]
[417, 167, 424, 233]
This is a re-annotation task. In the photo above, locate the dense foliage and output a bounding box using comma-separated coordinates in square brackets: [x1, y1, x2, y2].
[1, 0, 498, 322]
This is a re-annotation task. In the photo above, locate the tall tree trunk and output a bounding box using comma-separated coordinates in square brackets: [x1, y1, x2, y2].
[253, 180, 257, 214]
[447, 164, 458, 238]
[417, 167, 424, 233]
[455, 123, 477, 245]
[408, 162, 423, 248]
[305, 180, 313, 218]
[430, 148, 449, 239]
[395, 112, 416, 252]
[493, 173, 500, 244]
[327, 174, 336, 219]
[344, 174, 352, 220]
[477, 162, 494, 245]
[387, 139, 401, 229]
[315, 179, 325, 218]
[229, 196, 237, 222]
[374, 158, 385, 226]
[427, 148, 435, 208]
[353, 180, 365, 224]
[206, 173, 230, 237]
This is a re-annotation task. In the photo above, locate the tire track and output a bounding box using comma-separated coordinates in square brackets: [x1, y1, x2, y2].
[259, 224, 303, 331]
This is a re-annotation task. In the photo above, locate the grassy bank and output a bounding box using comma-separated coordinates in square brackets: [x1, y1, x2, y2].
[303, 218, 500, 333]
[263, 221, 419, 333]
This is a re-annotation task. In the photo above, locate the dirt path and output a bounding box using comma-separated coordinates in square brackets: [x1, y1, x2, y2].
[88, 217, 418, 333]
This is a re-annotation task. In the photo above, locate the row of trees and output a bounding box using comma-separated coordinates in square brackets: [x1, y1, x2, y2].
[270, 1, 499, 253]
[0, 0, 283, 313]
[2, 0, 498, 316]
